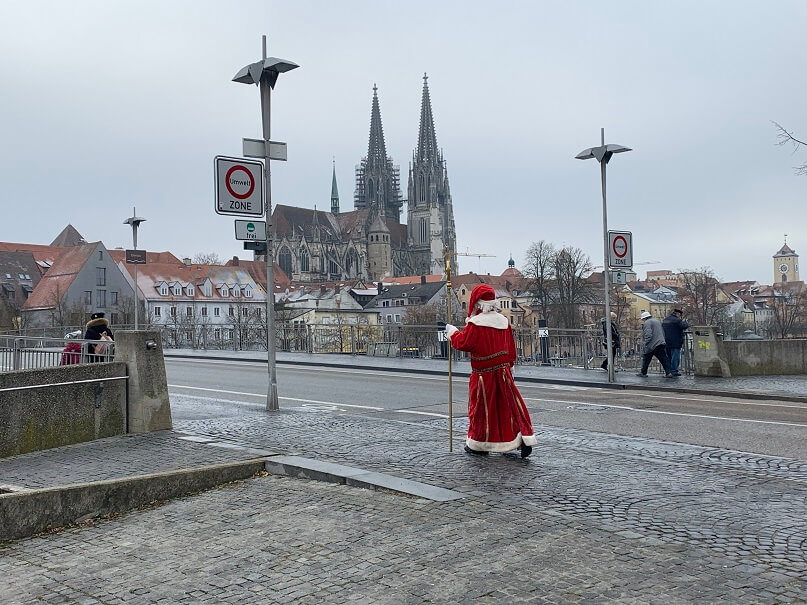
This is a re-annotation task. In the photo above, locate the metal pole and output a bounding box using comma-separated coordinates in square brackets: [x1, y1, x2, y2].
[600, 128, 614, 383]
[132, 207, 139, 331]
[445, 251, 453, 452]
[260, 35, 279, 411]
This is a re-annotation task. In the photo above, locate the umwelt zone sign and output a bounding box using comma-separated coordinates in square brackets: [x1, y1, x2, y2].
[214, 156, 264, 217]
[608, 230, 633, 268]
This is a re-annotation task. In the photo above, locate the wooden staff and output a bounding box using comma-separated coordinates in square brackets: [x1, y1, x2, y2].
[445, 250, 453, 452]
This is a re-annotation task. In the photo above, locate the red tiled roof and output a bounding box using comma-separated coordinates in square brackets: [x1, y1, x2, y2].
[108, 249, 181, 265]
[22, 242, 98, 310]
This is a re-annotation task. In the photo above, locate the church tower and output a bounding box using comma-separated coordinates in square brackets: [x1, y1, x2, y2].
[354, 85, 402, 221]
[773, 237, 800, 283]
[330, 160, 340, 216]
[407, 74, 457, 276]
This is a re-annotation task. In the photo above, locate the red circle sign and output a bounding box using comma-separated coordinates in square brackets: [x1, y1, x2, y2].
[612, 235, 628, 258]
[225, 165, 255, 200]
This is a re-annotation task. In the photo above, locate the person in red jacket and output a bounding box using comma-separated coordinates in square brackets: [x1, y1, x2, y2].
[446, 283, 537, 458]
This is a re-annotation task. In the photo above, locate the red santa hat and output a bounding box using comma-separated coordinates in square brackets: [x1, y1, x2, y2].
[467, 283, 495, 317]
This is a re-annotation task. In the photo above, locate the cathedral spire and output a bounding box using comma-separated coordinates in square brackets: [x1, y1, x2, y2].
[331, 159, 339, 215]
[416, 73, 438, 162]
[367, 84, 388, 169]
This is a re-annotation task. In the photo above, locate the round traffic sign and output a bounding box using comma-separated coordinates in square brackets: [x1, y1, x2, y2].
[225, 165, 255, 200]
[612, 235, 628, 258]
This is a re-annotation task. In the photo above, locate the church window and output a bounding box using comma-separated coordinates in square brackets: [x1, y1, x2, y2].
[300, 249, 310, 272]
[329, 258, 338, 276]
[420, 218, 427, 243]
[419, 174, 425, 201]
[346, 250, 357, 277]
[368, 179, 374, 200]
[279, 246, 293, 278]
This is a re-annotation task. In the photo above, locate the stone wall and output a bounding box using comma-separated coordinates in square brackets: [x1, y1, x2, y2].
[691, 326, 807, 376]
[722, 339, 807, 376]
[0, 363, 127, 458]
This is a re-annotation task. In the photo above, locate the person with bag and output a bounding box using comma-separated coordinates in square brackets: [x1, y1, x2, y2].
[600, 311, 621, 371]
[445, 284, 537, 458]
[84, 312, 114, 362]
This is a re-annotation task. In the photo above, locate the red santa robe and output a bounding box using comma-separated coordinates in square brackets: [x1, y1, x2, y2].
[449, 304, 537, 453]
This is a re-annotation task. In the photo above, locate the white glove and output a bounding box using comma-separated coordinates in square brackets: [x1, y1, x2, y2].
[445, 323, 458, 336]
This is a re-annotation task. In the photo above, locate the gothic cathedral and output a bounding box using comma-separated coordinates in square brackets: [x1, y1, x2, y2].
[271, 75, 457, 283]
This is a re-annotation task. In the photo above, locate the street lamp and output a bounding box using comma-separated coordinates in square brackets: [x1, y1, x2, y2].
[233, 36, 299, 412]
[123, 207, 146, 330]
[576, 128, 631, 383]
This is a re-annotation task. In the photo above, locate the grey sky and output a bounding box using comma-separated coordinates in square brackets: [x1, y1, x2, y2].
[1, 1, 805, 284]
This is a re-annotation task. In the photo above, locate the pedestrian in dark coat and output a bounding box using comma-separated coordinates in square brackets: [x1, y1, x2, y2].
[637, 310, 672, 377]
[84, 312, 114, 362]
[662, 308, 689, 376]
[600, 311, 621, 371]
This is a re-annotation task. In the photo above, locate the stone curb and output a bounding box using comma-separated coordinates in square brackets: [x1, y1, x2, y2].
[0, 459, 267, 543]
[164, 352, 807, 404]
[0, 452, 464, 543]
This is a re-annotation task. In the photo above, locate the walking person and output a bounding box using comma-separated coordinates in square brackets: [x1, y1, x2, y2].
[662, 308, 689, 376]
[600, 311, 621, 371]
[446, 284, 537, 458]
[84, 312, 114, 362]
[637, 310, 673, 378]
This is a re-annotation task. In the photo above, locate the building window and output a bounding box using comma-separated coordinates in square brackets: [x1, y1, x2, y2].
[170, 306, 177, 317]
[300, 249, 310, 272]
[386, 314, 392, 323]
[98, 251, 103, 260]
[214, 307, 220, 317]
[329, 259, 338, 276]
[96, 289, 106, 307]
[186, 307, 193, 317]
[241, 307, 248, 316]
[187, 285, 194, 296]
[233, 285, 240, 297]
[420, 218, 427, 243]
[160, 284, 168, 296]
[382, 300, 390, 307]
[255, 308, 261, 318]
[154, 306, 161, 317]
[394, 314, 401, 323]
[96, 267, 106, 286]
[111, 291, 119, 306]
[278, 246, 293, 278]
[244, 287, 252, 298]
[84, 291, 92, 305]
[419, 173, 426, 201]
[220, 286, 229, 297]
[214, 328, 221, 339]
[229, 306, 234, 317]
[173, 285, 182, 296]
[201, 306, 208, 317]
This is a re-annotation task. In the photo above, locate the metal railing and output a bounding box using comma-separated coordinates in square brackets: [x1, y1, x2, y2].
[0, 335, 115, 372]
[1, 323, 694, 375]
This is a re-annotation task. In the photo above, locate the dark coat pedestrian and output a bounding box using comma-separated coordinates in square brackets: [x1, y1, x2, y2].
[638, 311, 672, 377]
[662, 308, 689, 375]
[600, 311, 621, 370]
[84, 312, 114, 362]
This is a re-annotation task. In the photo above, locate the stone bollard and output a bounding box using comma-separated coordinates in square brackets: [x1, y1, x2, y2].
[690, 326, 731, 378]
[114, 330, 173, 432]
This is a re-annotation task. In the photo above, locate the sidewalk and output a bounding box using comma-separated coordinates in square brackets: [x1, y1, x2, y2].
[0, 352, 805, 602]
[166, 348, 807, 401]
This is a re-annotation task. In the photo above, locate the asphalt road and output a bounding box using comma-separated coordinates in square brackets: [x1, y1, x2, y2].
[166, 357, 807, 460]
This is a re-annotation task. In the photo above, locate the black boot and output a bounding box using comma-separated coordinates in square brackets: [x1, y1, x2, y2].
[464, 444, 488, 456]
[520, 443, 532, 458]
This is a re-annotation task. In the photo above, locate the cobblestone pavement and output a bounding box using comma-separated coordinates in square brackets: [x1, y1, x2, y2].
[0, 398, 805, 603]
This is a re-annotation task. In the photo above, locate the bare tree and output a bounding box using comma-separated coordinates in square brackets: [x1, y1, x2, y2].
[770, 285, 807, 339]
[552, 245, 594, 329]
[523, 240, 556, 323]
[677, 267, 729, 326]
[773, 121, 807, 175]
[192, 252, 223, 265]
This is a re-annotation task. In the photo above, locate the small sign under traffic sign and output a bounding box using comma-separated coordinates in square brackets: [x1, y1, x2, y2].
[214, 156, 264, 217]
[235, 220, 266, 241]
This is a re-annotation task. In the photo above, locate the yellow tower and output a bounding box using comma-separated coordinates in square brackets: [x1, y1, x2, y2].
[773, 238, 799, 283]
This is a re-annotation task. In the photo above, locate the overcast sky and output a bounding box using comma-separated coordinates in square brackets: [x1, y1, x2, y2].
[2, 1, 805, 284]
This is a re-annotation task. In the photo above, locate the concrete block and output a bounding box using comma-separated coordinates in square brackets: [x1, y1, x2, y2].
[115, 330, 172, 432]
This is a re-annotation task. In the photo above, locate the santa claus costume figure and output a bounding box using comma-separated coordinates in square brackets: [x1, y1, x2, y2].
[446, 284, 537, 458]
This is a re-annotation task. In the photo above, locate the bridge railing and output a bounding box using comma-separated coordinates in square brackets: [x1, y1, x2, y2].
[0, 335, 115, 372]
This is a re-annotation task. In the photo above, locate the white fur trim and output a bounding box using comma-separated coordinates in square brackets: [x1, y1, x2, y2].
[466, 312, 509, 329]
[445, 324, 459, 336]
[466, 432, 537, 452]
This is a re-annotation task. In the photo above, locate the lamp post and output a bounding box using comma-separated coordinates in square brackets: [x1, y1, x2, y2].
[123, 207, 146, 330]
[575, 129, 631, 383]
[233, 36, 298, 411]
